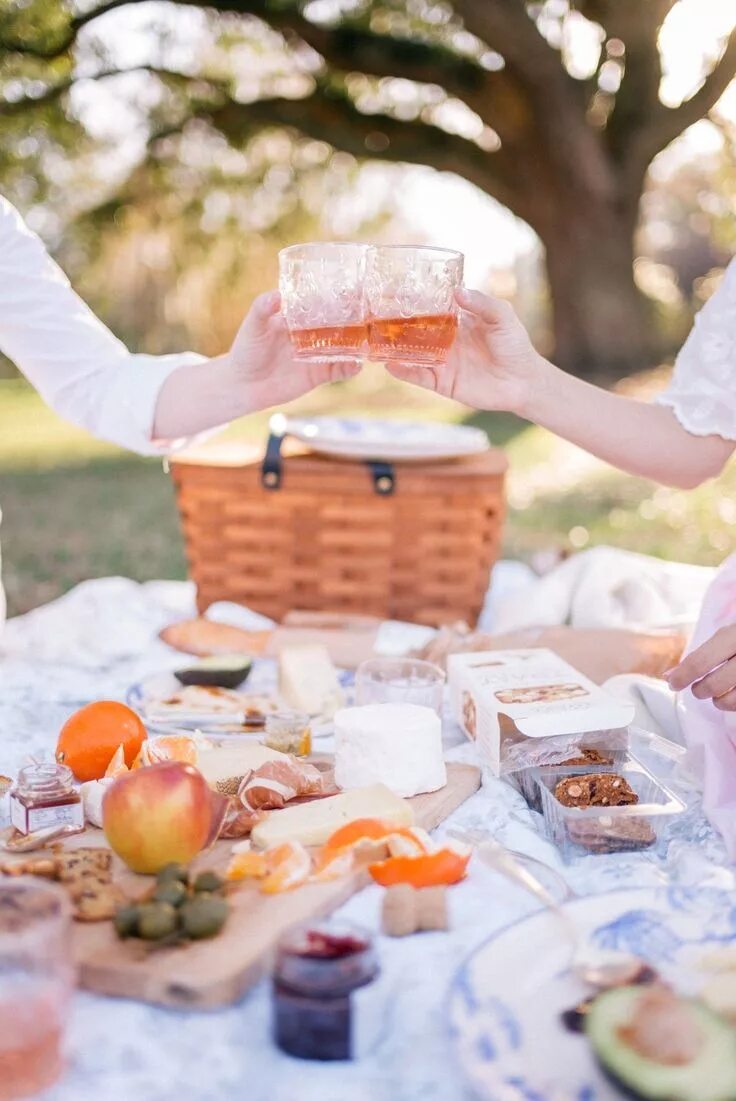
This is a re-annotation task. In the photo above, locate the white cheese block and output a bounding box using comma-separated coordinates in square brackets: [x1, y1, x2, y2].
[250, 783, 412, 849]
[334, 703, 447, 798]
[278, 644, 344, 717]
[196, 744, 288, 785]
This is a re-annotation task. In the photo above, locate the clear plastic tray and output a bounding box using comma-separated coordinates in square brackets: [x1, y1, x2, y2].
[509, 747, 629, 813]
[534, 757, 685, 861]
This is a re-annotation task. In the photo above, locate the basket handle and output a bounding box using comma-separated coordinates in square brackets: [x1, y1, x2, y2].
[261, 434, 396, 496]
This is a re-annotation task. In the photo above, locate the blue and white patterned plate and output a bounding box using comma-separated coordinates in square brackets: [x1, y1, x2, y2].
[284, 416, 490, 462]
[448, 886, 736, 1101]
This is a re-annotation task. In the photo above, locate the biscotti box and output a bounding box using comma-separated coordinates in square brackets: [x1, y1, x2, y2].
[447, 648, 635, 777]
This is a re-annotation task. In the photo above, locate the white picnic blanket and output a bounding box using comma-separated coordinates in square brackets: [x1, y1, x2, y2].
[0, 559, 732, 1101]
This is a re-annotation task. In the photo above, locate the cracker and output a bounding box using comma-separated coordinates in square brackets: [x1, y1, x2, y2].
[72, 882, 125, 923]
[554, 773, 638, 809]
[567, 816, 656, 853]
[55, 848, 112, 882]
[559, 749, 614, 767]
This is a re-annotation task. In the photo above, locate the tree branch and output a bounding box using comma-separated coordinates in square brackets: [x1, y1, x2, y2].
[624, 27, 736, 179]
[0, 0, 132, 59]
[206, 85, 529, 217]
[0, 63, 227, 117]
[454, 0, 615, 201]
[602, 0, 672, 162]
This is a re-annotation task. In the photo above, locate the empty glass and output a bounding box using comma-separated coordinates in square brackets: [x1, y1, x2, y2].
[0, 879, 74, 1100]
[355, 658, 446, 715]
[365, 246, 464, 366]
[279, 242, 368, 362]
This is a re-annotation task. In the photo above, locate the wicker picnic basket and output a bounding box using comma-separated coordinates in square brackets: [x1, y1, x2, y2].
[170, 437, 507, 627]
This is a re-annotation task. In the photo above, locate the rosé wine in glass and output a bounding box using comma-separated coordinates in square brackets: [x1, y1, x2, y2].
[365, 246, 463, 367]
[279, 243, 368, 362]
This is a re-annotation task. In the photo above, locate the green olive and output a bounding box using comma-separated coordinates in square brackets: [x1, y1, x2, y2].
[156, 863, 189, 886]
[151, 880, 189, 908]
[192, 871, 225, 895]
[137, 901, 179, 941]
[113, 905, 140, 939]
[179, 894, 229, 940]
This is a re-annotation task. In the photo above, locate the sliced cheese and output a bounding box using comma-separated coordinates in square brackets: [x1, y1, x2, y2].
[196, 744, 288, 785]
[250, 783, 412, 850]
[278, 644, 344, 718]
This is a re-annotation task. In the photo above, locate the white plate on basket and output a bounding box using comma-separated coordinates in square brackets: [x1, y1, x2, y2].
[283, 416, 489, 462]
[448, 886, 736, 1101]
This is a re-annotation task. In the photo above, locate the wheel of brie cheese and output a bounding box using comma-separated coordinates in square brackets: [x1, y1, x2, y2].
[334, 703, 447, 798]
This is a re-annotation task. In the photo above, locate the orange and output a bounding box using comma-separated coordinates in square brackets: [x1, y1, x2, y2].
[314, 818, 428, 875]
[133, 735, 198, 769]
[368, 846, 471, 889]
[56, 701, 147, 782]
[260, 842, 311, 894]
[226, 850, 268, 881]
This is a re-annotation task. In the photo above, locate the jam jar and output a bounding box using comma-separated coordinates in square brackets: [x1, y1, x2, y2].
[264, 710, 312, 756]
[10, 763, 84, 836]
[272, 922, 380, 1060]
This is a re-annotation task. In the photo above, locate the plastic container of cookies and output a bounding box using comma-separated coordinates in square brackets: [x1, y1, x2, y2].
[509, 747, 629, 813]
[534, 757, 686, 861]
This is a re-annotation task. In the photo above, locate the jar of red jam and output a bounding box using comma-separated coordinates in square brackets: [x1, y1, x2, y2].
[272, 922, 380, 1061]
[10, 764, 84, 836]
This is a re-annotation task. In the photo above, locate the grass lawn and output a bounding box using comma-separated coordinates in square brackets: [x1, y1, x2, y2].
[1, 370, 734, 617]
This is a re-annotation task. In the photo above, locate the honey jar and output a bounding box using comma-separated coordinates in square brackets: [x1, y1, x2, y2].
[9, 763, 84, 836]
[264, 710, 312, 756]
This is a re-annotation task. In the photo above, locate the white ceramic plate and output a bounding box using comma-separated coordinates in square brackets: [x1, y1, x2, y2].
[126, 672, 343, 739]
[284, 416, 489, 462]
[448, 886, 736, 1101]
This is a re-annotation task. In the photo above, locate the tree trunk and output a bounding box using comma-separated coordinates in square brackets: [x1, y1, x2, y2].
[540, 202, 653, 381]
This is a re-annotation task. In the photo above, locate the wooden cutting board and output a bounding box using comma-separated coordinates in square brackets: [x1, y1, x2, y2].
[66, 762, 481, 1010]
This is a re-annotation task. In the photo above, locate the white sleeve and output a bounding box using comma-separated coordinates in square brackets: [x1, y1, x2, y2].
[655, 258, 736, 441]
[0, 196, 203, 455]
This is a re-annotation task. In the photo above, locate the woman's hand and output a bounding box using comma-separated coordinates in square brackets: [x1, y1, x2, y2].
[384, 287, 550, 415]
[666, 625, 736, 710]
[153, 291, 361, 440]
[229, 291, 361, 409]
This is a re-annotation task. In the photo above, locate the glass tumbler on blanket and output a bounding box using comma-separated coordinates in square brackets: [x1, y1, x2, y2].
[0, 879, 74, 1100]
[355, 658, 445, 716]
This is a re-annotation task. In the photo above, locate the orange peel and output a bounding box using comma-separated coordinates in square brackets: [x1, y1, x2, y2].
[368, 844, 471, 888]
[104, 744, 129, 778]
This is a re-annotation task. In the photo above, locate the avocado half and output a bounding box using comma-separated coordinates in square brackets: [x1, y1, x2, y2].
[174, 654, 253, 689]
[586, 985, 736, 1101]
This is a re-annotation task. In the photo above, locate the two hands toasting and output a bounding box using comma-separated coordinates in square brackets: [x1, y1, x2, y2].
[276, 239, 541, 417]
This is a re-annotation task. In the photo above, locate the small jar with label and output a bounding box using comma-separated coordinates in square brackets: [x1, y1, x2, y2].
[265, 710, 312, 756]
[10, 763, 84, 837]
[272, 922, 380, 1060]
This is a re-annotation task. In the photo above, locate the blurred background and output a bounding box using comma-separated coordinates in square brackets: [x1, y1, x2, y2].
[1, 0, 735, 615]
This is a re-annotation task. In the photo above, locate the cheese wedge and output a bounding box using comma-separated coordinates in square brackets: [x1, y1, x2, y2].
[250, 783, 413, 850]
[196, 744, 288, 786]
[279, 644, 344, 717]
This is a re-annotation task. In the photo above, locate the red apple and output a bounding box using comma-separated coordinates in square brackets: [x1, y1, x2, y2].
[103, 761, 214, 874]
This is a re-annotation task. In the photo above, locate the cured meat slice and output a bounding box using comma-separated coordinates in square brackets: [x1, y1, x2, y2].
[238, 759, 325, 812]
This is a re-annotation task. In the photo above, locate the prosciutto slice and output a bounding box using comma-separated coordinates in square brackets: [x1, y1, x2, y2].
[238, 759, 324, 812]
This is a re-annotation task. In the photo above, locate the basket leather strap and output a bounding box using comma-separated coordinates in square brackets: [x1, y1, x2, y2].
[261, 433, 396, 495]
[261, 432, 284, 490]
[367, 460, 396, 496]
